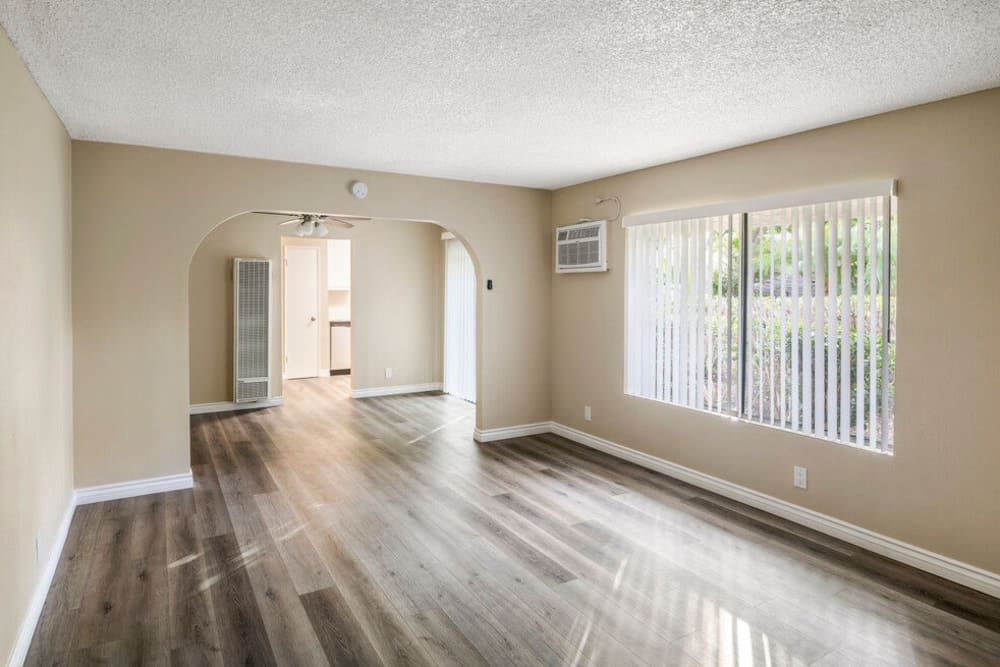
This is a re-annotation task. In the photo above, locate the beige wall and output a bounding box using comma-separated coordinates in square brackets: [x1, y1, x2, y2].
[73, 142, 551, 487]
[551, 88, 1000, 573]
[349, 221, 443, 391]
[0, 28, 74, 664]
[189, 218, 442, 404]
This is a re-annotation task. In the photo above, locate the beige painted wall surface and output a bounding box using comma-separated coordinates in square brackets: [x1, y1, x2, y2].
[73, 142, 551, 487]
[551, 88, 1000, 572]
[0, 28, 74, 664]
[349, 221, 443, 392]
[189, 219, 304, 404]
[190, 218, 442, 404]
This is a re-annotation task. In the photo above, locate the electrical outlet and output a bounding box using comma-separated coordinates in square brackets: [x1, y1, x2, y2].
[793, 466, 808, 489]
[385, 367, 392, 379]
[584, 405, 592, 422]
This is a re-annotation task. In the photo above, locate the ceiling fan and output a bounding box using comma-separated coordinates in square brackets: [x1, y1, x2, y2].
[252, 210, 370, 237]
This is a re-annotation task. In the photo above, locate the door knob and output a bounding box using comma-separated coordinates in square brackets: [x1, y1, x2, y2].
[310, 316, 317, 322]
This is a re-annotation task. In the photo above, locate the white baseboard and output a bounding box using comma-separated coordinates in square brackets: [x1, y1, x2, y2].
[189, 397, 284, 415]
[75, 471, 194, 506]
[9, 469, 196, 665]
[548, 422, 1000, 599]
[7, 493, 76, 667]
[352, 383, 442, 399]
[473, 422, 552, 443]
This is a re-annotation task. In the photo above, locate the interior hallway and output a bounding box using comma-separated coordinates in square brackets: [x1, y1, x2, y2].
[24, 376, 1000, 665]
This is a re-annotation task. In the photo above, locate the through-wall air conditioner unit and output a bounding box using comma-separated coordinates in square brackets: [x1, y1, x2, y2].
[555, 219, 607, 273]
[233, 258, 272, 403]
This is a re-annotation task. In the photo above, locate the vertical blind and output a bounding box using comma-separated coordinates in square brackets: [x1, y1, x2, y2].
[444, 238, 477, 403]
[626, 185, 896, 452]
[625, 215, 740, 414]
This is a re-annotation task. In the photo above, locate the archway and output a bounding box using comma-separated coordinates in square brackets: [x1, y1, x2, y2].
[188, 210, 485, 428]
[71, 142, 550, 489]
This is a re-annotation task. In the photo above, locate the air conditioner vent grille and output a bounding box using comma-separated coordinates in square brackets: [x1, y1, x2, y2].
[555, 219, 608, 273]
[567, 226, 600, 240]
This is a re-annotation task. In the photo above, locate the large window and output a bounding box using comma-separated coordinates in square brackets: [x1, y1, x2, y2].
[625, 182, 897, 452]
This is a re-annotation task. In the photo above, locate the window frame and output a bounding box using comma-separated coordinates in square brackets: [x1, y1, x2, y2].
[623, 180, 897, 454]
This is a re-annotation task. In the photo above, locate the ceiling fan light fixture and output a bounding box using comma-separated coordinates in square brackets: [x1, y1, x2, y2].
[257, 210, 363, 233]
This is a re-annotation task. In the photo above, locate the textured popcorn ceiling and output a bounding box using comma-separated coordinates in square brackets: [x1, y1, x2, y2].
[2, 1, 999, 189]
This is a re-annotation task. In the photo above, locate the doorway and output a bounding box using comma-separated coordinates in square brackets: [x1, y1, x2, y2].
[283, 244, 321, 379]
[443, 236, 476, 403]
[327, 239, 351, 375]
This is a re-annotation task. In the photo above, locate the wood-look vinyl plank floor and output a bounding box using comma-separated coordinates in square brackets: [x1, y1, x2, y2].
[24, 375, 1000, 666]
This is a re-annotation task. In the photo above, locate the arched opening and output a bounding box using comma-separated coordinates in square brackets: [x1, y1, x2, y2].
[188, 210, 485, 436]
[68, 143, 551, 492]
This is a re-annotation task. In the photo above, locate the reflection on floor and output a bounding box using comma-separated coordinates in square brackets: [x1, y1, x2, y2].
[26, 375, 1000, 665]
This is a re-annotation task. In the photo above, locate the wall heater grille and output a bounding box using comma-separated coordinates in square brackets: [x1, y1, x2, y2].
[234, 258, 272, 403]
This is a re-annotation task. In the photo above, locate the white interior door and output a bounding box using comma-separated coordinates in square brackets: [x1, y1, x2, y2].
[444, 238, 476, 403]
[284, 245, 320, 379]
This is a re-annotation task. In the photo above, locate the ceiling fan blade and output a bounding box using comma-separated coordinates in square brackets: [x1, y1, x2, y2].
[250, 210, 309, 217]
[322, 214, 372, 221]
[324, 217, 355, 229]
[277, 217, 304, 226]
